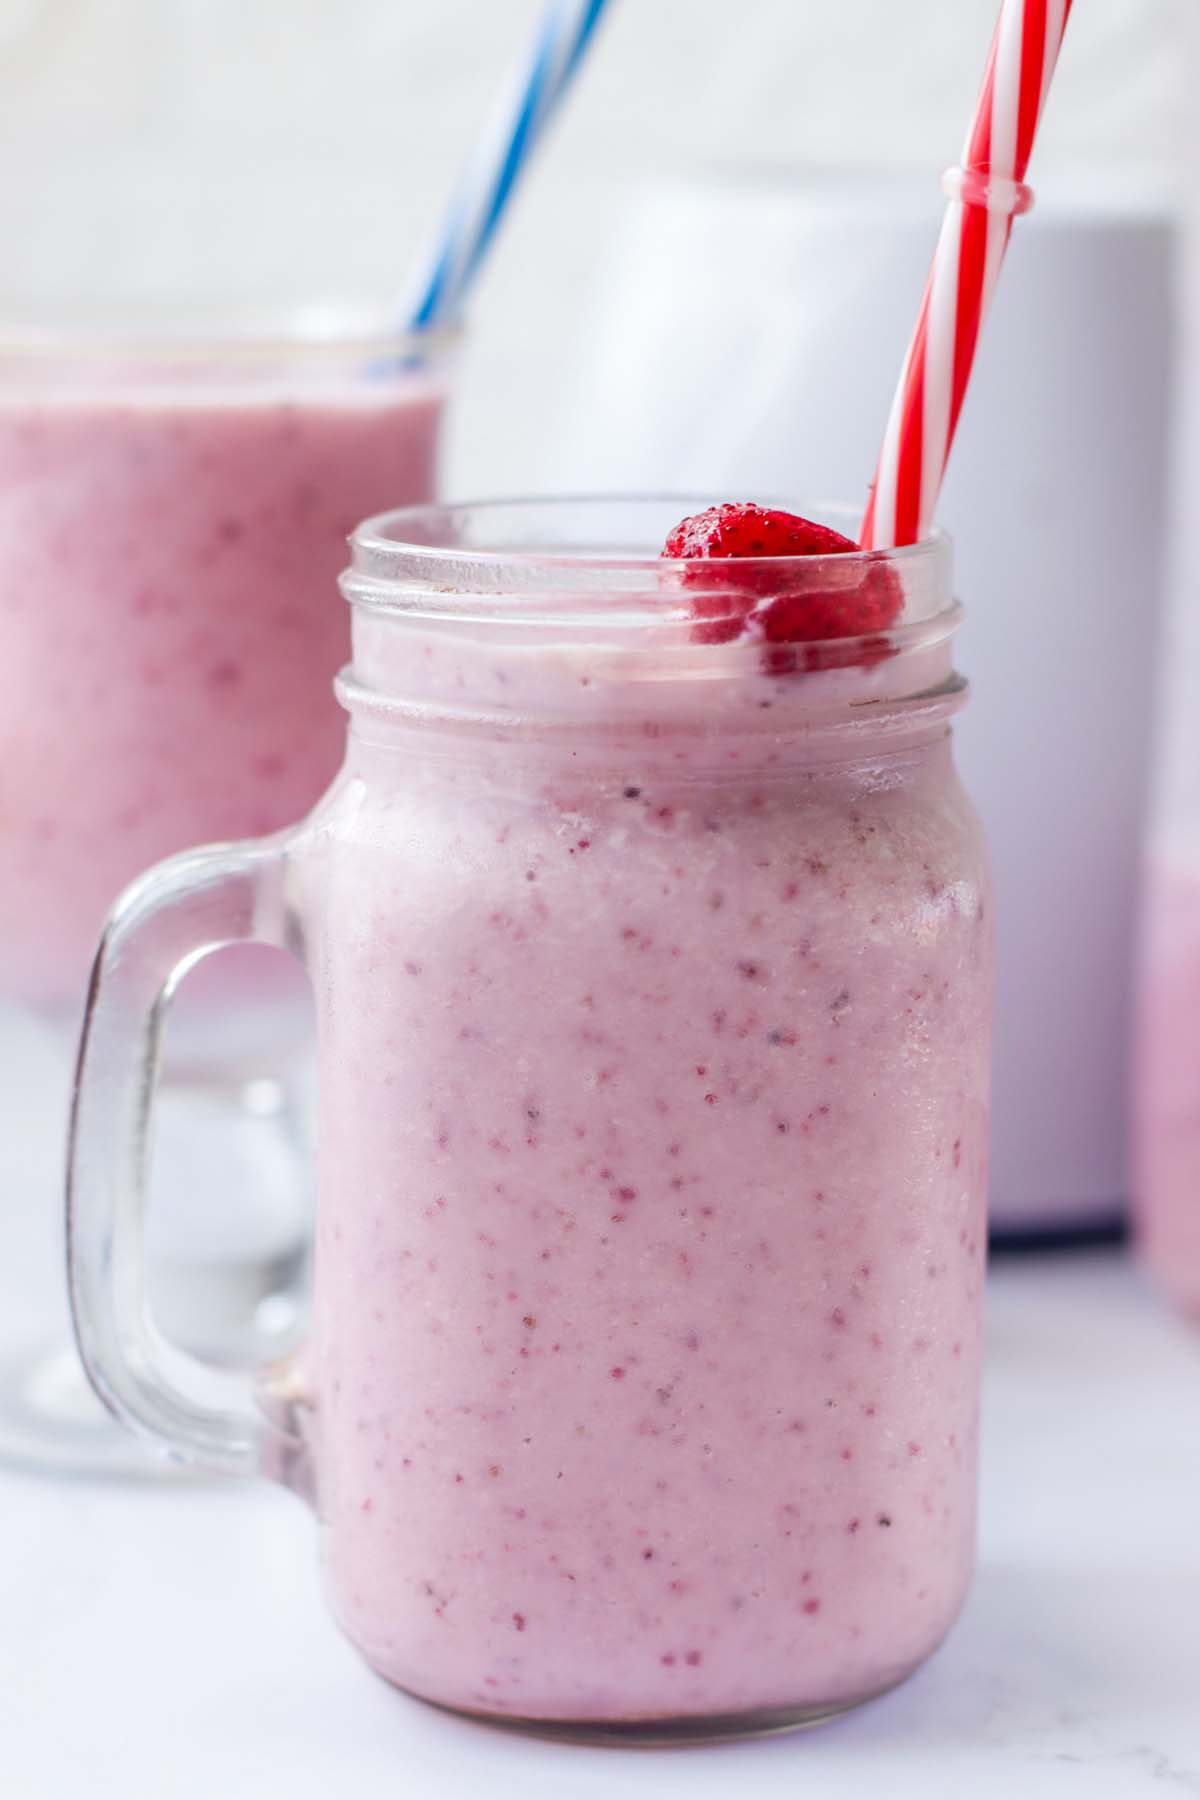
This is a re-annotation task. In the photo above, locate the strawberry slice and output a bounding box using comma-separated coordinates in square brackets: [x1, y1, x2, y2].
[661, 502, 903, 669]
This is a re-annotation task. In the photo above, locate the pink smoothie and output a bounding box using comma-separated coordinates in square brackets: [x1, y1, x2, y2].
[1136, 862, 1200, 1317]
[0, 377, 443, 1013]
[298, 604, 991, 1727]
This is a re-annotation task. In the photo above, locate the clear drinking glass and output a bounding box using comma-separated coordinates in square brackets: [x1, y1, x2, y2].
[1134, 27, 1200, 1316]
[1135, 472, 1200, 1310]
[69, 497, 991, 1738]
[0, 315, 450, 1473]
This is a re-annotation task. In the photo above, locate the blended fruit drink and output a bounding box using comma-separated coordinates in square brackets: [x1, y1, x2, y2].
[299, 500, 992, 1732]
[0, 334, 445, 1015]
[0, 330, 444, 1476]
[66, 499, 992, 1738]
[1136, 862, 1200, 1318]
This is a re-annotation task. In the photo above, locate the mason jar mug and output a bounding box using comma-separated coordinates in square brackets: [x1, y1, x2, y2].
[68, 498, 992, 1741]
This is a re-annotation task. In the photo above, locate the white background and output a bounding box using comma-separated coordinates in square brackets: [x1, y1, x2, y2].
[0, 0, 1188, 490]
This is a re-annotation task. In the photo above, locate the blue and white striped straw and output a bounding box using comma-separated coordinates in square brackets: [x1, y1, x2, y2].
[407, 0, 611, 333]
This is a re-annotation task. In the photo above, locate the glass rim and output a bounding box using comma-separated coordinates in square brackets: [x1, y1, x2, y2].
[0, 314, 459, 364]
[341, 498, 960, 727]
[343, 496, 956, 649]
[348, 494, 949, 581]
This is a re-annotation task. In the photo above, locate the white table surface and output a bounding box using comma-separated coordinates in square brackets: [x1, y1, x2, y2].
[2, 1016, 1199, 1798]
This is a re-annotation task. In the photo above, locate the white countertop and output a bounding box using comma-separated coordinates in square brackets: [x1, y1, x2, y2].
[1, 1250, 1198, 1797]
[2, 1013, 1199, 1797]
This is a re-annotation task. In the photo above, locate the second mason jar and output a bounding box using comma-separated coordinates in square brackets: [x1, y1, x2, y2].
[69, 498, 992, 1741]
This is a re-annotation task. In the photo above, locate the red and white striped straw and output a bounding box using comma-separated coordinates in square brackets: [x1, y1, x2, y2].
[861, 0, 1074, 550]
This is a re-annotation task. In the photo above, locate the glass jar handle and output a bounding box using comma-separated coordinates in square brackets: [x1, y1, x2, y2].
[67, 832, 307, 1479]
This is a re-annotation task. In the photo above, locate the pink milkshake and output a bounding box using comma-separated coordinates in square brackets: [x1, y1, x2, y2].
[0, 327, 445, 1476]
[67, 500, 991, 1735]
[0, 334, 446, 1014]
[298, 500, 991, 1733]
[1135, 861, 1200, 1318]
